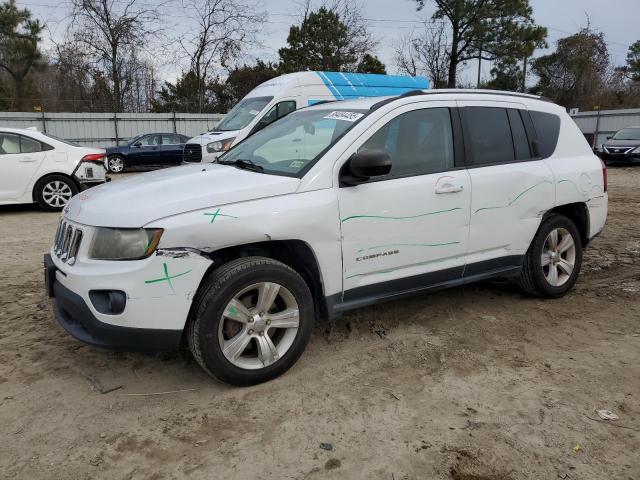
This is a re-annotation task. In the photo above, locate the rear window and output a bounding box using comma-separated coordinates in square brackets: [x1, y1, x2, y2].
[529, 111, 561, 158]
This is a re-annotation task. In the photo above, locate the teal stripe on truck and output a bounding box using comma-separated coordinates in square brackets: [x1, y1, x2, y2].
[315, 72, 430, 101]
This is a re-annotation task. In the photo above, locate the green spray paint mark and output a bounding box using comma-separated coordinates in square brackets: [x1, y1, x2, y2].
[204, 208, 238, 223]
[356, 241, 460, 253]
[145, 262, 192, 290]
[228, 304, 239, 317]
[557, 179, 603, 197]
[341, 207, 462, 223]
[474, 180, 553, 214]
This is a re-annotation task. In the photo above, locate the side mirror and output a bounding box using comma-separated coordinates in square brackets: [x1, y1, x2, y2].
[606, 136, 612, 140]
[340, 150, 392, 186]
[133, 142, 142, 147]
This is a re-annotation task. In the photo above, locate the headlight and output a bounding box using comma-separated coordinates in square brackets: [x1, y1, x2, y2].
[89, 228, 163, 260]
[633, 146, 640, 153]
[206, 137, 235, 153]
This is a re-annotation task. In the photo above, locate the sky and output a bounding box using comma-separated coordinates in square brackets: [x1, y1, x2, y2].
[17, 0, 640, 86]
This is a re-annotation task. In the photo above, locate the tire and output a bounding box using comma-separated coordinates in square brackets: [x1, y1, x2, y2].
[518, 214, 583, 298]
[107, 155, 126, 173]
[34, 175, 78, 212]
[187, 256, 314, 386]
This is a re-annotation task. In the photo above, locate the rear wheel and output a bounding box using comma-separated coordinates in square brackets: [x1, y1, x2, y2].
[187, 257, 314, 386]
[519, 214, 583, 298]
[34, 175, 78, 212]
[107, 155, 125, 173]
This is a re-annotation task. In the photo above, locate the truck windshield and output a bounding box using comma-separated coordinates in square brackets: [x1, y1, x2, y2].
[219, 108, 367, 176]
[215, 96, 274, 132]
[612, 128, 640, 140]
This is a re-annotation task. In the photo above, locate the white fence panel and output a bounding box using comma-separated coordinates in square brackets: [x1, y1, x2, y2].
[571, 108, 640, 150]
[0, 112, 225, 148]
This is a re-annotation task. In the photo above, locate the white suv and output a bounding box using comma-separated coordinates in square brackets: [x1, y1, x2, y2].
[44, 90, 608, 385]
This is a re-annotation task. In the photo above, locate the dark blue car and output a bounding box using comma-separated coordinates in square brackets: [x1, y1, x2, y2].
[105, 133, 191, 173]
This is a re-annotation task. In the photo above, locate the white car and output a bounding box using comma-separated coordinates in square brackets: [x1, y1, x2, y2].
[0, 127, 107, 211]
[45, 90, 608, 386]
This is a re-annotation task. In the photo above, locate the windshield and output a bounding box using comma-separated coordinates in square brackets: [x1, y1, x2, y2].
[612, 128, 640, 141]
[220, 108, 367, 176]
[127, 134, 145, 145]
[215, 96, 274, 132]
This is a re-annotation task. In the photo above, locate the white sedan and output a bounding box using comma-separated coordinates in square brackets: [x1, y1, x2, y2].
[0, 127, 108, 211]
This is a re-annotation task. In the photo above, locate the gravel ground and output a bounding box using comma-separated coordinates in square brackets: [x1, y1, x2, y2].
[0, 167, 638, 480]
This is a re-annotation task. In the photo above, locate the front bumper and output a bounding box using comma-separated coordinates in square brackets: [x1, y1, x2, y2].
[45, 254, 182, 352]
[600, 152, 640, 163]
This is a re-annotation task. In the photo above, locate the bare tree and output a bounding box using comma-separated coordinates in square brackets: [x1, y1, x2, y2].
[180, 0, 263, 112]
[395, 22, 450, 88]
[69, 0, 161, 112]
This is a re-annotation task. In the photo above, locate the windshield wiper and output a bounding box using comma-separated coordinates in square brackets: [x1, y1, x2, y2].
[218, 158, 264, 172]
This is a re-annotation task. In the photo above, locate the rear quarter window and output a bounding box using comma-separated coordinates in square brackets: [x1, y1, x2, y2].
[529, 111, 561, 158]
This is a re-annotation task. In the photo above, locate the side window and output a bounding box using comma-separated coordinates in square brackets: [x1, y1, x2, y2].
[161, 134, 180, 145]
[463, 107, 514, 165]
[359, 107, 454, 178]
[140, 135, 160, 146]
[20, 135, 42, 153]
[255, 101, 297, 131]
[529, 111, 561, 158]
[507, 109, 532, 160]
[0, 133, 21, 154]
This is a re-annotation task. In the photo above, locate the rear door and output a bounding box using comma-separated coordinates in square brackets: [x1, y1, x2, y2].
[457, 101, 555, 273]
[0, 133, 49, 201]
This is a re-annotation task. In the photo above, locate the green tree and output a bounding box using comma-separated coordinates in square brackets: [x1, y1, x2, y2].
[0, 0, 43, 110]
[485, 58, 523, 91]
[356, 54, 387, 74]
[278, 6, 384, 73]
[624, 40, 640, 82]
[411, 0, 546, 88]
[151, 70, 218, 113]
[221, 61, 279, 108]
[531, 28, 609, 109]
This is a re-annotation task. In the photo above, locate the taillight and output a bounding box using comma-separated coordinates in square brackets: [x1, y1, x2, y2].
[600, 158, 607, 192]
[82, 153, 106, 162]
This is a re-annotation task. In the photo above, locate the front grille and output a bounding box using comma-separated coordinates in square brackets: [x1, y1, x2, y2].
[183, 143, 202, 163]
[604, 146, 633, 155]
[53, 218, 83, 265]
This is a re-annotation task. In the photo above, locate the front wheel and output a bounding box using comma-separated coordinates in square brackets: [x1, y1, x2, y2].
[518, 214, 583, 298]
[107, 155, 126, 173]
[187, 257, 314, 386]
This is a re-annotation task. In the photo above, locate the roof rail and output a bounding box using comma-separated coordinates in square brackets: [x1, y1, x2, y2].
[370, 88, 551, 111]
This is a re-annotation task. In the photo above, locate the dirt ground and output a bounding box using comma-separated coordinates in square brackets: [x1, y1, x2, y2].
[1, 167, 639, 480]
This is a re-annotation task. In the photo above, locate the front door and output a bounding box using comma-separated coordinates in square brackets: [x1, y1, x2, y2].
[338, 102, 471, 299]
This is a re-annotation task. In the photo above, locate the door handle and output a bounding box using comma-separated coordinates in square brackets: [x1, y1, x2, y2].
[435, 183, 464, 194]
[19, 156, 36, 162]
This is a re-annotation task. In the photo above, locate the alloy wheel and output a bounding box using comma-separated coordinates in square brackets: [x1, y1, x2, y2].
[218, 282, 300, 370]
[42, 180, 73, 208]
[108, 157, 124, 173]
[541, 227, 576, 287]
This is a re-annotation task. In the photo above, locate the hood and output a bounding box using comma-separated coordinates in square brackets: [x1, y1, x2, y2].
[188, 130, 240, 145]
[604, 138, 640, 148]
[64, 163, 300, 227]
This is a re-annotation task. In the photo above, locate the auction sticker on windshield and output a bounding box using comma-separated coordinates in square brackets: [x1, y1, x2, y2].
[324, 111, 364, 122]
